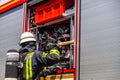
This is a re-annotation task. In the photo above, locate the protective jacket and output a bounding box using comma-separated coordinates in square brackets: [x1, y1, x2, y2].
[19, 42, 60, 80]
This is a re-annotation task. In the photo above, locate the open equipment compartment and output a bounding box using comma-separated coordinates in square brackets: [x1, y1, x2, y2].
[27, 0, 75, 79]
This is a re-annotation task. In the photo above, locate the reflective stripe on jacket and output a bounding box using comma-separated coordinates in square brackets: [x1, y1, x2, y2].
[21, 50, 60, 80]
[25, 52, 34, 80]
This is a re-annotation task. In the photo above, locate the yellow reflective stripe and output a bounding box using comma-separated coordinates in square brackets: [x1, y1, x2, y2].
[27, 52, 34, 56]
[42, 52, 47, 58]
[26, 59, 29, 80]
[50, 49, 60, 56]
[29, 58, 32, 79]
[26, 52, 34, 80]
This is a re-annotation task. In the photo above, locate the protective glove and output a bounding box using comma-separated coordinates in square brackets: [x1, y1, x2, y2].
[46, 42, 56, 51]
[39, 67, 60, 77]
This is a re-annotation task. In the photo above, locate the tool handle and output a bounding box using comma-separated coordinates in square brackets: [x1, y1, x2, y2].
[57, 40, 74, 46]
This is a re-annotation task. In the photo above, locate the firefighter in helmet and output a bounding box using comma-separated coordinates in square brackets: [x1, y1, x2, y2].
[19, 32, 60, 80]
[5, 49, 19, 80]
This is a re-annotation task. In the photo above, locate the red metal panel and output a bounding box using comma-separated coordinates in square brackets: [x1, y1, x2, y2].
[74, 0, 80, 80]
[22, 2, 27, 33]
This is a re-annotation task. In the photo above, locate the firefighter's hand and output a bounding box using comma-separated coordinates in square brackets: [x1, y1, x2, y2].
[60, 54, 69, 61]
[50, 66, 60, 72]
[39, 67, 60, 77]
[46, 43, 56, 51]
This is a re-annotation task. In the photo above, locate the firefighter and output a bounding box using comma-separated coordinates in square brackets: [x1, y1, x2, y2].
[19, 32, 60, 80]
[5, 49, 19, 80]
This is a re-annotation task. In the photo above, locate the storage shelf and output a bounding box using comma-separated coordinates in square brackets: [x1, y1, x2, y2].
[30, 16, 70, 30]
[30, 8, 74, 30]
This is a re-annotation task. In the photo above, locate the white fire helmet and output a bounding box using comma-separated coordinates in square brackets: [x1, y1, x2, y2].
[20, 32, 36, 45]
[6, 49, 19, 61]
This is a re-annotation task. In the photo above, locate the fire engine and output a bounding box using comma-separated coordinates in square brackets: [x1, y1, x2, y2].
[1, 0, 119, 80]
[0, 0, 80, 80]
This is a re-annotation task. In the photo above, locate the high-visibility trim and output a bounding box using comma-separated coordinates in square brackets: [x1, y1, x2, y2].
[26, 52, 34, 80]
[26, 59, 29, 80]
[42, 52, 47, 58]
[29, 58, 32, 79]
[27, 52, 34, 56]
[49, 49, 60, 56]
[6, 52, 19, 55]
